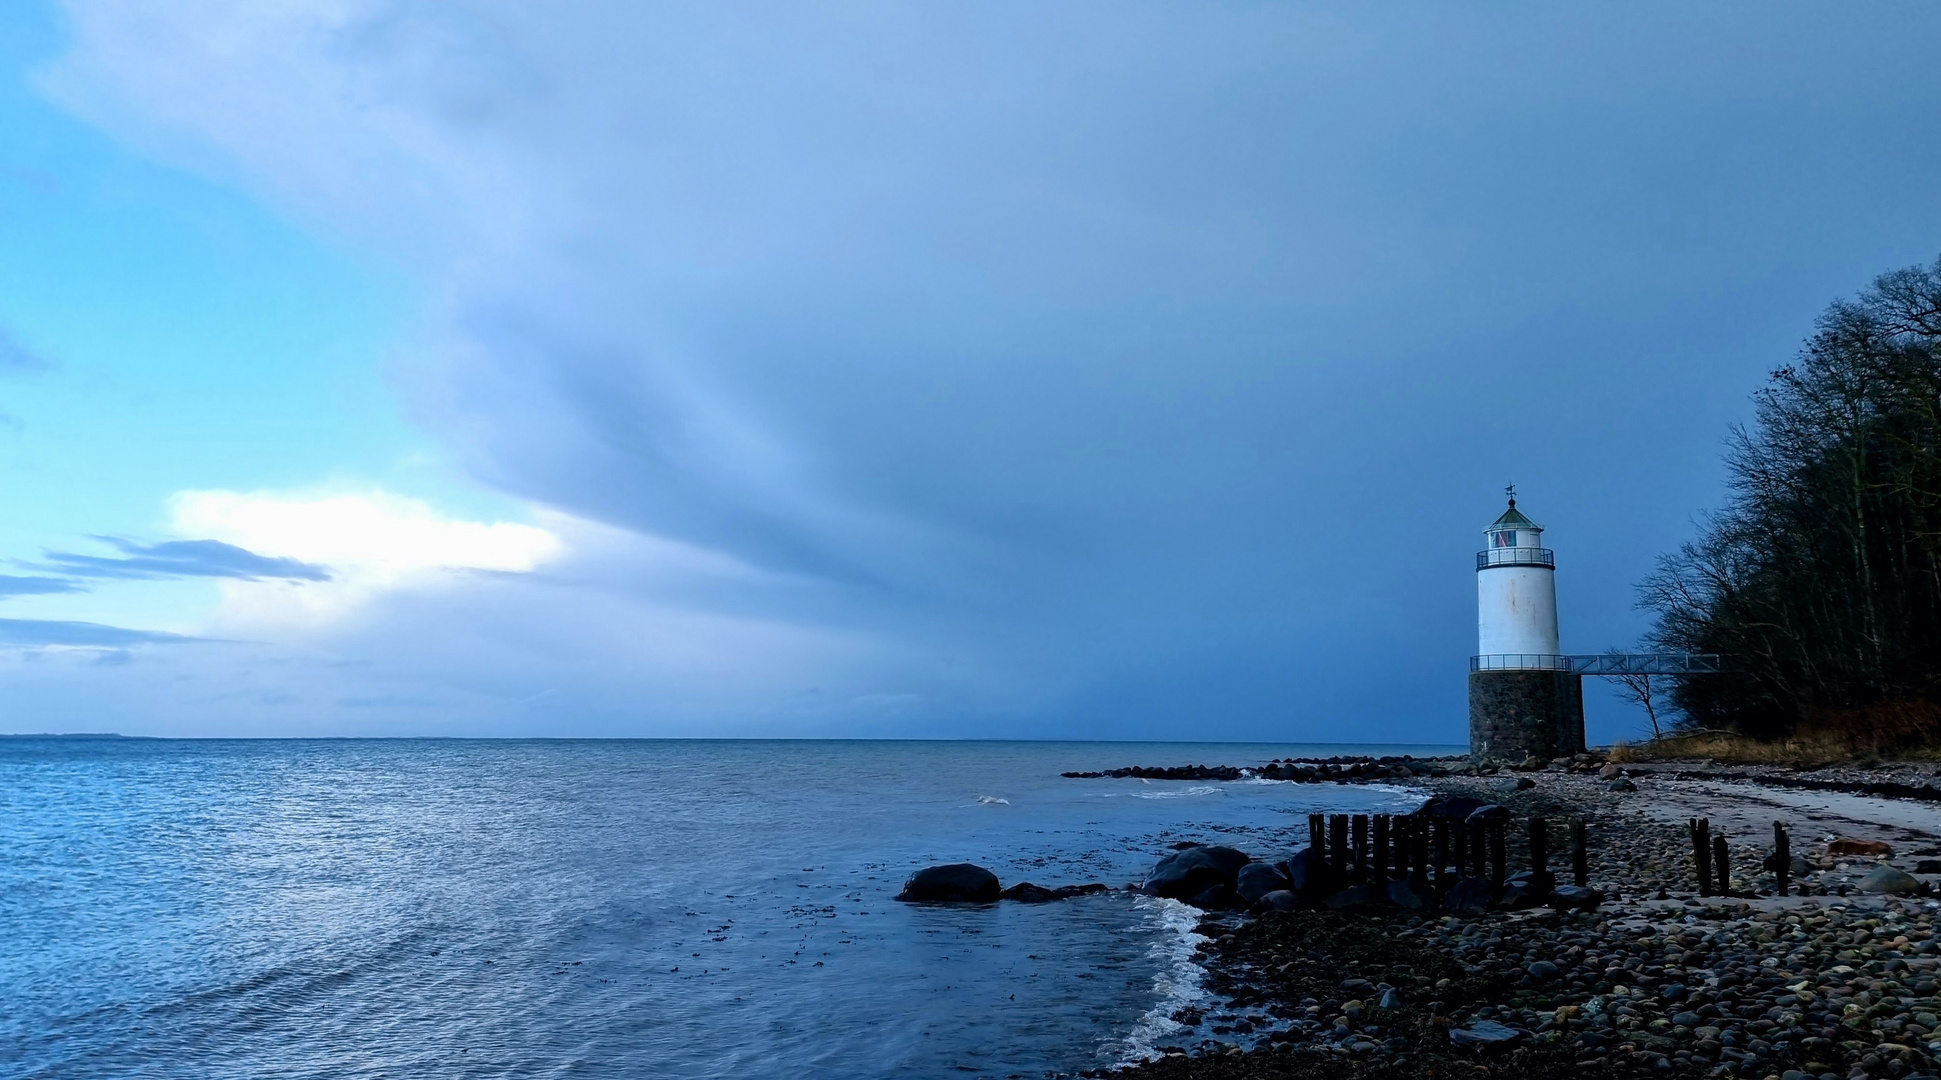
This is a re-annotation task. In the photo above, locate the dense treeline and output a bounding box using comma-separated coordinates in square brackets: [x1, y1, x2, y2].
[1641, 255, 1941, 745]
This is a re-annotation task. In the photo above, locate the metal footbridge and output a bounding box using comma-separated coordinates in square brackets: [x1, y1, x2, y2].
[1469, 653, 1725, 675]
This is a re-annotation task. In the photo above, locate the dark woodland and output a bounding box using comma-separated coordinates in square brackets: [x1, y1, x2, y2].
[1642, 255, 1941, 746]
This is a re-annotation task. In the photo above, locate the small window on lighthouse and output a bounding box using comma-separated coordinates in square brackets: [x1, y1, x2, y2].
[1494, 531, 1517, 548]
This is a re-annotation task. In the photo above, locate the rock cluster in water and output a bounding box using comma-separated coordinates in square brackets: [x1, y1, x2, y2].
[892, 862, 1108, 904]
[1062, 756, 1457, 783]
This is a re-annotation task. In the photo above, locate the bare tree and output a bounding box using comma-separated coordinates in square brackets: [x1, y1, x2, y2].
[1605, 648, 1662, 739]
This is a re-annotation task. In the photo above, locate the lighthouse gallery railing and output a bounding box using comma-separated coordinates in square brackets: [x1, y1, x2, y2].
[1476, 547, 1554, 570]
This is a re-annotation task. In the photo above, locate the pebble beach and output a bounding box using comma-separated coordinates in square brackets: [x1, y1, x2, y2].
[1105, 755, 1941, 1080]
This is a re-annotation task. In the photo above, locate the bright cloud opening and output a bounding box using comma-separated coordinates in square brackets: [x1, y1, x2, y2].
[168, 488, 564, 629]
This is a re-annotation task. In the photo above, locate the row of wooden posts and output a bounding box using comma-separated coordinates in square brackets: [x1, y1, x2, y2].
[1305, 812, 1590, 890]
[1688, 819, 1793, 898]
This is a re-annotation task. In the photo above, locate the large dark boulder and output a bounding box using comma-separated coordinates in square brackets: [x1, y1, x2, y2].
[1280, 844, 1334, 901]
[1413, 794, 1487, 822]
[1185, 883, 1244, 911]
[895, 863, 1000, 903]
[1139, 845, 1251, 900]
[1235, 861, 1292, 903]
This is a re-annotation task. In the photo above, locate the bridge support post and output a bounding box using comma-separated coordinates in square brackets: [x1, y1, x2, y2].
[1468, 669, 1584, 762]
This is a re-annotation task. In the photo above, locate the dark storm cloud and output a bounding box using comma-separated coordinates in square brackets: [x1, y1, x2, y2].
[40, 1, 1941, 738]
[43, 539, 331, 582]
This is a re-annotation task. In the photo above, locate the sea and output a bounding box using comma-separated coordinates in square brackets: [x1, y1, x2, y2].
[0, 738, 1457, 1079]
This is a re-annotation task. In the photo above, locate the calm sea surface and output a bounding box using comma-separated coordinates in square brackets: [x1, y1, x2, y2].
[0, 738, 1455, 1079]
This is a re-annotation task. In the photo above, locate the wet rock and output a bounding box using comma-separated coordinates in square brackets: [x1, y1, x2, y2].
[1496, 869, 1553, 909]
[1413, 794, 1487, 821]
[1527, 959, 1561, 981]
[1281, 844, 1334, 901]
[1601, 777, 1638, 792]
[895, 863, 1000, 903]
[1464, 804, 1511, 824]
[1449, 1019, 1525, 1045]
[1919, 859, 1941, 874]
[1548, 884, 1603, 909]
[1443, 878, 1493, 914]
[1235, 861, 1291, 903]
[1384, 878, 1431, 909]
[1599, 762, 1623, 779]
[1323, 885, 1372, 909]
[1257, 889, 1300, 912]
[998, 881, 1059, 902]
[1857, 863, 1921, 894]
[1828, 837, 1893, 856]
[1140, 845, 1251, 899]
[1186, 883, 1245, 911]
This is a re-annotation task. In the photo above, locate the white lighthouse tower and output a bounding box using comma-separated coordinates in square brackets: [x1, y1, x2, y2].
[1475, 490, 1561, 665]
[1468, 488, 1584, 760]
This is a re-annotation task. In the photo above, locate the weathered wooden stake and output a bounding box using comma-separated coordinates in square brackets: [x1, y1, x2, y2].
[1412, 820, 1431, 887]
[1774, 821, 1791, 897]
[1488, 819, 1507, 889]
[1570, 818, 1588, 888]
[1713, 834, 1731, 898]
[1530, 817, 1549, 883]
[1309, 813, 1327, 864]
[1330, 814, 1350, 878]
[1352, 815, 1370, 884]
[1691, 818, 1714, 897]
[1449, 815, 1467, 879]
[1433, 818, 1450, 889]
[1469, 818, 1488, 878]
[1372, 814, 1390, 884]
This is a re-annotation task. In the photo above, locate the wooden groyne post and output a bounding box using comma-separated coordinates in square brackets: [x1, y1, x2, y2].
[1570, 817, 1588, 888]
[1690, 818, 1713, 897]
[1774, 821, 1791, 897]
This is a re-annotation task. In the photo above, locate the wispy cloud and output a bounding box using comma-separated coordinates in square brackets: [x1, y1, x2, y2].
[42, 538, 332, 582]
[0, 618, 197, 647]
[0, 325, 50, 374]
[0, 575, 86, 597]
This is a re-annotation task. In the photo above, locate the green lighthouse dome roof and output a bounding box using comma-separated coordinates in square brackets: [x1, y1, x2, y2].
[1490, 504, 1536, 529]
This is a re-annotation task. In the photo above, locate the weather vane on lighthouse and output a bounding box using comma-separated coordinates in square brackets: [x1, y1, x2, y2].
[1505, 482, 1516, 507]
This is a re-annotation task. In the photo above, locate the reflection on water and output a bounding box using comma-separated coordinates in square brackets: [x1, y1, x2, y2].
[0, 738, 1444, 1078]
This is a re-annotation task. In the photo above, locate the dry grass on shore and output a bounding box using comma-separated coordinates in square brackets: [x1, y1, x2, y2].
[1606, 728, 1941, 768]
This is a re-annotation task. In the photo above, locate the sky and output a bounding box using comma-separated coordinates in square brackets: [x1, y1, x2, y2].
[0, 1, 1938, 742]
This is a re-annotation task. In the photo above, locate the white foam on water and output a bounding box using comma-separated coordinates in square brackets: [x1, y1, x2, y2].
[1107, 895, 1212, 1065]
[974, 795, 1010, 805]
[1119, 785, 1224, 800]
